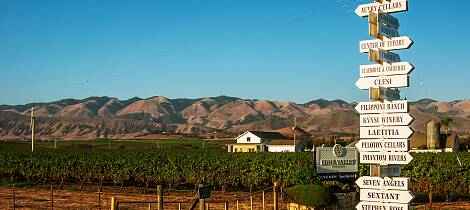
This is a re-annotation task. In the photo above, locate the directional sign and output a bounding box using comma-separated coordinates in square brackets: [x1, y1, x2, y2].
[360, 62, 414, 78]
[360, 36, 413, 53]
[356, 139, 409, 152]
[369, 87, 400, 102]
[360, 151, 413, 165]
[360, 126, 413, 139]
[360, 113, 413, 127]
[355, 0, 408, 17]
[356, 176, 409, 191]
[369, 49, 401, 64]
[370, 22, 400, 39]
[360, 188, 414, 203]
[356, 74, 408, 90]
[356, 201, 409, 210]
[370, 11, 400, 30]
[355, 100, 409, 114]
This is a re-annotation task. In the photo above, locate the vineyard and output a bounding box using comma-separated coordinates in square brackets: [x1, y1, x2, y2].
[0, 150, 469, 203]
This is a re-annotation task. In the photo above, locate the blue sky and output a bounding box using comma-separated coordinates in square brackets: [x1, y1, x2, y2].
[1, 0, 469, 105]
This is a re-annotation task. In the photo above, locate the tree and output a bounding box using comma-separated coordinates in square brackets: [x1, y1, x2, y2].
[440, 117, 454, 135]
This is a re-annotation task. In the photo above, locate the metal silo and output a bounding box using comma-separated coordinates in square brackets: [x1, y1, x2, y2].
[426, 119, 441, 149]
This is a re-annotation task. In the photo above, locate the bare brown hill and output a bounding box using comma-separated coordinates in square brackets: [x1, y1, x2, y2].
[1, 96, 469, 140]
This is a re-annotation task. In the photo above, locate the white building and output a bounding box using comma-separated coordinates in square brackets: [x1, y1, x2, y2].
[227, 131, 304, 153]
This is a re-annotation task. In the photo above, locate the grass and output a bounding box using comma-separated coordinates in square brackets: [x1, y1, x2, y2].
[0, 138, 224, 152]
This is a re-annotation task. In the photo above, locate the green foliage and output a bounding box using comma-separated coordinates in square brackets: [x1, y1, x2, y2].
[0, 150, 318, 189]
[285, 184, 337, 207]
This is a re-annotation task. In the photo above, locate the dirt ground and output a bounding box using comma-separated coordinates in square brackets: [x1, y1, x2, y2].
[0, 185, 287, 209]
[1, 185, 470, 209]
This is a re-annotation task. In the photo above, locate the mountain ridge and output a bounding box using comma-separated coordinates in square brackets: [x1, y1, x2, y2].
[1, 96, 469, 140]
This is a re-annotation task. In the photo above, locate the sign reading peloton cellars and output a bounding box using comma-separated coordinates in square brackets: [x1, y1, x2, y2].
[360, 36, 413, 53]
[355, 0, 408, 17]
[356, 201, 409, 210]
[360, 62, 414, 78]
[360, 113, 413, 127]
[356, 139, 409, 152]
[360, 188, 414, 204]
[355, 74, 408, 90]
[360, 151, 413, 165]
[355, 100, 409, 114]
[360, 126, 413, 139]
[356, 176, 409, 191]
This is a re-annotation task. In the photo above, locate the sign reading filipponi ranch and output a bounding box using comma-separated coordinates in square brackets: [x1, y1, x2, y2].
[355, 100, 409, 114]
[316, 145, 358, 176]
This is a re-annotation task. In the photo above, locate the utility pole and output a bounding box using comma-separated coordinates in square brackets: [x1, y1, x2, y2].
[293, 117, 297, 152]
[30, 107, 35, 152]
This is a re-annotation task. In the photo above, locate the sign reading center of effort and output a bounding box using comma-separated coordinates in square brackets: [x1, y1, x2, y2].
[360, 36, 413, 53]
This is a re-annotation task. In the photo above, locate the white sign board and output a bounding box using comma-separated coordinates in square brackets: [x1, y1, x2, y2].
[356, 201, 409, 210]
[356, 75, 408, 90]
[360, 188, 414, 203]
[360, 36, 413, 53]
[360, 126, 413, 139]
[355, 0, 408, 17]
[356, 139, 409, 152]
[360, 113, 413, 127]
[360, 151, 413, 165]
[356, 176, 409, 191]
[355, 100, 409, 114]
[360, 62, 414, 78]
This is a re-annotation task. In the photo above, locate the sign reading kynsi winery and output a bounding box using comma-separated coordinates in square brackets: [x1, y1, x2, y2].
[356, 201, 409, 210]
[360, 113, 413, 127]
[360, 126, 413, 139]
[360, 151, 413, 165]
[360, 62, 414, 78]
[355, 100, 409, 114]
[356, 139, 409, 152]
[356, 176, 409, 191]
[360, 188, 414, 204]
[356, 74, 408, 90]
[355, 0, 408, 17]
[360, 36, 413, 53]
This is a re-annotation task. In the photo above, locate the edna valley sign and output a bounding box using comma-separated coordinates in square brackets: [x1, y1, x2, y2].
[315, 145, 358, 178]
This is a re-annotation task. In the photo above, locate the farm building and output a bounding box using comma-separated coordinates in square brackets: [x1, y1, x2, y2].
[410, 119, 463, 153]
[227, 131, 304, 153]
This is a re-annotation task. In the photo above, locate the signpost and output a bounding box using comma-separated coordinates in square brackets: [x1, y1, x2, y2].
[360, 36, 413, 53]
[357, 201, 409, 210]
[355, 0, 408, 17]
[355, 100, 409, 114]
[360, 126, 413, 139]
[370, 11, 400, 30]
[356, 176, 409, 191]
[355, 0, 413, 208]
[360, 62, 414, 78]
[360, 151, 413, 165]
[360, 113, 413, 127]
[359, 188, 414, 204]
[369, 48, 401, 64]
[355, 139, 409, 152]
[355, 74, 408, 90]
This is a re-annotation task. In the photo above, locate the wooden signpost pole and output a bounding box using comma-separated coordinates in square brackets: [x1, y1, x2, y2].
[355, 1, 414, 209]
